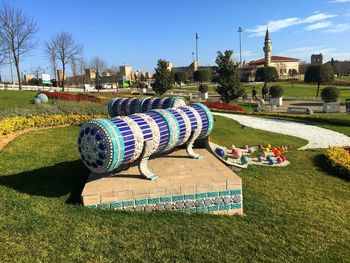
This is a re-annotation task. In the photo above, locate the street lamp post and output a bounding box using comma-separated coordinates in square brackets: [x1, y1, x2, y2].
[237, 27, 243, 67]
[195, 33, 199, 69]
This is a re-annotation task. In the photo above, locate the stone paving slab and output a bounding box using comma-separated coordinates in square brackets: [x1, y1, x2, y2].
[81, 148, 243, 215]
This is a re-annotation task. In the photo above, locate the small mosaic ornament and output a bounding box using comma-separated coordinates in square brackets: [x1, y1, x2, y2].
[241, 155, 249, 165]
[37, 93, 48, 103]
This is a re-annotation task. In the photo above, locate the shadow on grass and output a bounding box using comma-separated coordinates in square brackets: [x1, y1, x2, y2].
[313, 153, 350, 182]
[0, 160, 89, 204]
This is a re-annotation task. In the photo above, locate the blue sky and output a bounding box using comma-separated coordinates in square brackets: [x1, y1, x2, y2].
[1, 0, 350, 80]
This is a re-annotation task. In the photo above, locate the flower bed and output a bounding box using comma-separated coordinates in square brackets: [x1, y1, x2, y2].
[202, 102, 245, 112]
[41, 91, 102, 103]
[325, 146, 350, 177]
[0, 114, 106, 135]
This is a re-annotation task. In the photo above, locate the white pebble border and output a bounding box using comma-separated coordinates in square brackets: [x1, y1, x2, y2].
[214, 113, 350, 150]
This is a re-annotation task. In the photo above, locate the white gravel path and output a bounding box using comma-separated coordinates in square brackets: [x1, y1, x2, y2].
[214, 113, 350, 150]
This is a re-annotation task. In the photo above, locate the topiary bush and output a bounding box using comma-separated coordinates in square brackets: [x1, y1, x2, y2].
[321, 87, 340, 103]
[199, 84, 208, 93]
[269, 85, 284, 98]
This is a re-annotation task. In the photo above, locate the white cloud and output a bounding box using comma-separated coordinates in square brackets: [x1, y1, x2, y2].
[305, 21, 332, 30]
[330, 0, 350, 3]
[247, 12, 337, 37]
[303, 13, 336, 23]
[325, 23, 350, 33]
[247, 17, 301, 37]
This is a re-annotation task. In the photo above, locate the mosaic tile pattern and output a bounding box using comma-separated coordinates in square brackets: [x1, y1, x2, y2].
[86, 189, 243, 213]
[78, 103, 213, 176]
[108, 97, 187, 117]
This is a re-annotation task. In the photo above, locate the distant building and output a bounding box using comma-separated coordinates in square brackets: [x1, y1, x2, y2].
[144, 72, 153, 79]
[165, 61, 173, 71]
[23, 74, 34, 82]
[171, 62, 215, 79]
[241, 29, 300, 81]
[311, 54, 323, 65]
[56, 69, 66, 81]
[101, 71, 111, 77]
[85, 68, 96, 83]
[119, 65, 133, 80]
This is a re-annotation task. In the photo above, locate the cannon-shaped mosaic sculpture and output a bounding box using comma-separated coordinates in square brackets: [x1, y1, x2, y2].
[78, 103, 213, 180]
[108, 97, 187, 117]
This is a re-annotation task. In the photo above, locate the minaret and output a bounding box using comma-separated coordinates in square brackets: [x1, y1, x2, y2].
[263, 28, 272, 67]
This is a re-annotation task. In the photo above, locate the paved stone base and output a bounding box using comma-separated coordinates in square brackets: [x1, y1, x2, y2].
[81, 148, 243, 215]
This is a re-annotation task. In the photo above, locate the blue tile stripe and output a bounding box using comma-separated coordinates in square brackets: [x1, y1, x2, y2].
[87, 189, 243, 213]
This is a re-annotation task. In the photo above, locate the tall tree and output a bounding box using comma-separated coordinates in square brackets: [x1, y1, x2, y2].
[78, 58, 86, 84]
[89, 57, 106, 90]
[304, 64, 334, 97]
[70, 55, 78, 77]
[215, 50, 244, 103]
[0, 5, 38, 90]
[44, 41, 57, 80]
[47, 32, 83, 91]
[255, 66, 279, 85]
[0, 40, 8, 83]
[288, 68, 298, 87]
[152, 59, 172, 95]
[174, 71, 188, 88]
[193, 70, 211, 84]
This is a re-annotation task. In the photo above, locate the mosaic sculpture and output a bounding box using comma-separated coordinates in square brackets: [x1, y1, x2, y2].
[33, 93, 49, 104]
[78, 103, 214, 180]
[107, 97, 187, 117]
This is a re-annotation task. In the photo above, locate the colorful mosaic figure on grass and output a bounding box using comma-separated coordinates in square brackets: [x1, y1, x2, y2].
[78, 103, 214, 180]
[108, 97, 187, 117]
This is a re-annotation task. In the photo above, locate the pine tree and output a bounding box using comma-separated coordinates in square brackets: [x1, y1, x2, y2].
[215, 50, 244, 103]
[152, 59, 172, 95]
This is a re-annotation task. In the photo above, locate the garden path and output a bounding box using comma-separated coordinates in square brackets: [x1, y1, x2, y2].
[214, 113, 350, 150]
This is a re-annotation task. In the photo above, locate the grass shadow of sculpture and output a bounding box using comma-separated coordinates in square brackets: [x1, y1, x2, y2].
[0, 160, 89, 204]
[312, 153, 350, 182]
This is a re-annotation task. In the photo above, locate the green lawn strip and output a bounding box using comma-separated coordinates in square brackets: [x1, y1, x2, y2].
[242, 82, 350, 101]
[0, 119, 349, 261]
[0, 90, 37, 111]
[211, 116, 307, 149]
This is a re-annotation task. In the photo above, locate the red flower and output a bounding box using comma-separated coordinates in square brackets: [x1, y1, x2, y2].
[41, 91, 102, 103]
[202, 102, 244, 112]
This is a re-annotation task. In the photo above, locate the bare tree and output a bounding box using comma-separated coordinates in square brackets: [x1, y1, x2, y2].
[31, 66, 43, 80]
[0, 5, 38, 90]
[70, 55, 78, 77]
[47, 32, 82, 91]
[89, 57, 106, 90]
[78, 58, 86, 84]
[0, 40, 8, 83]
[44, 41, 57, 80]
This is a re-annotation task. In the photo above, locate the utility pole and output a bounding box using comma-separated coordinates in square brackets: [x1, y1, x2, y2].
[237, 27, 243, 67]
[195, 33, 199, 69]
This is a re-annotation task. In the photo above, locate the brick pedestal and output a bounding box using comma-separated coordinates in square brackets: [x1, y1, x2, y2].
[81, 148, 243, 215]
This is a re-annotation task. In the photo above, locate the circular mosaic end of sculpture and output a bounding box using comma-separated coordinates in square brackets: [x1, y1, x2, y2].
[78, 119, 124, 173]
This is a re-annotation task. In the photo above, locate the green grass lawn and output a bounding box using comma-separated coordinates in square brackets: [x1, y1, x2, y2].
[0, 117, 349, 262]
[175, 81, 350, 102]
[242, 82, 350, 101]
[0, 90, 37, 111]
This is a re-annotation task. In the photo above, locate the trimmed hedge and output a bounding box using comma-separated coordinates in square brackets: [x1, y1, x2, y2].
[269, 85, 284, 98]
[0, 114, 106, 135]
[321, 87, 340, 103]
